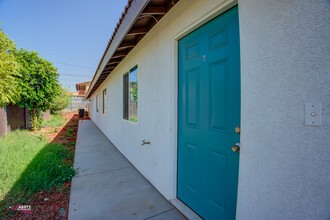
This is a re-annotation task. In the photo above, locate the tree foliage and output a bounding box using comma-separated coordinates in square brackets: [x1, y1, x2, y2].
[131, 73, 138, 103]
[0, 23, 66, 131]
[14, 49, 61, 130]
[49, 87, 72, 115]
[0, 26, 20, 107]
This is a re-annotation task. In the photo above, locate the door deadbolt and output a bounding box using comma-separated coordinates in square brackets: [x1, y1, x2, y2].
[232, 143, 240, 152]
[235, 126, 240, 134]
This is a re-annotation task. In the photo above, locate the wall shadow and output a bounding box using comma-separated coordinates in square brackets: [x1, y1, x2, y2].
[0, 114, 81, 219]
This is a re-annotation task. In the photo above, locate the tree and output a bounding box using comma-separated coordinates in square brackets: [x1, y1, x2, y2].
[14, 49, 61, 130]
[131, 73, 138, 103]
[0, 26, 20, 107]
[49, 87, 72, 115]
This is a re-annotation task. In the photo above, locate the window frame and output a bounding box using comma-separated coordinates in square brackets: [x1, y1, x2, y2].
[90, 99, 93, 112]
[123, 65, 138, 122]
[123, 73, 129, 120]
[103, 89, 106, 115]
[96, 95, 99, 112]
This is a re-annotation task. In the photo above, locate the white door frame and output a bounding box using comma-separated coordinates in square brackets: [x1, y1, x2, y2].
[169, 0, 239, 217]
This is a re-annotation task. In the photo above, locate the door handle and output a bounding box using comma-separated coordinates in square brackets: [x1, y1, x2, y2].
[232, 143, 240, 152]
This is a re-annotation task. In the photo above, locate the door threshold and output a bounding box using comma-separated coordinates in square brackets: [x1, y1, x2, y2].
[170, 199, 203, 220]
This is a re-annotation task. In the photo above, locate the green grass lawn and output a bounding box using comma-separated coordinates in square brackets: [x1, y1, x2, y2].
[42, 114, 66, 127]
[0, 130, 75, 213]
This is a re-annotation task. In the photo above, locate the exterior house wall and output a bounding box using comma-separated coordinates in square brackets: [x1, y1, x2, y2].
[89, 0, 330, 218]
[89, 0, 232, 200]
[237, 1, 330, 219]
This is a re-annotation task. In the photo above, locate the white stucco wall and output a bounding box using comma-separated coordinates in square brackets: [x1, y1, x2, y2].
[237, 0, 330, 219]
[89, 0, 329, 218]
[89, 0, 233, 201]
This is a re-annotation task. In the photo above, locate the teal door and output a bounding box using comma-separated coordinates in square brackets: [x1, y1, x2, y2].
[178, 7, 240, 220]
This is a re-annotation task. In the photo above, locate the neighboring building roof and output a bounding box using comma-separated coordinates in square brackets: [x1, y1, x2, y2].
[76, 81, 91, 86]
[86, 0, 180, 98]
[75, 81, 91, 91]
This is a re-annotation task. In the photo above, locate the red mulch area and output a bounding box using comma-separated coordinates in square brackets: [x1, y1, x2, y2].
[10, 113, 88, 220]
[12, 183, 72, 220]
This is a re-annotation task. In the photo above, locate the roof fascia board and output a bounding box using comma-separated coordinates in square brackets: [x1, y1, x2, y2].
[86, 0, 150, 98]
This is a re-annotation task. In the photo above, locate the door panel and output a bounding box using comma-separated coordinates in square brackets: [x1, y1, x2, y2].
[209, 59, 228, 132]
[185, 67, 200, 128]
[178, 6, 240, 220]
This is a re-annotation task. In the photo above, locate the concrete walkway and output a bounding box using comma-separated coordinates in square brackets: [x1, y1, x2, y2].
[69, 120, 186, 220]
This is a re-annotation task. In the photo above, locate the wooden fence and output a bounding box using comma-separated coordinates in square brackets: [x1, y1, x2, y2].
[0, 104, 30, 137]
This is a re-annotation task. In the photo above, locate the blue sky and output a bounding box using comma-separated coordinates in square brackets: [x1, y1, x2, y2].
[0, 0, 127, 91]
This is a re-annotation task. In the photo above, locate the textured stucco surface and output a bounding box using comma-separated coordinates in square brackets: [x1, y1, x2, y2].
[89, 0, 330, 218]
[237, 0, 330, 219]
[89, 0, 230, 201]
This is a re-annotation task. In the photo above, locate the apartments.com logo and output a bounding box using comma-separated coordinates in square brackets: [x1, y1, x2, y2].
[7, 204, 33, 214]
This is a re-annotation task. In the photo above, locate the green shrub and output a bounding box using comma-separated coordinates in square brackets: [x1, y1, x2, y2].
[49, 87, 72, 115]
[42, 114, 66, 128]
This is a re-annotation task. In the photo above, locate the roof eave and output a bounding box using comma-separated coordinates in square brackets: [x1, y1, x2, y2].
[86, 0, 150, 99]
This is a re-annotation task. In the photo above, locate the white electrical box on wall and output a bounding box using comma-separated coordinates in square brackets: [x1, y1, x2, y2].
[305, 102, 322, 126]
